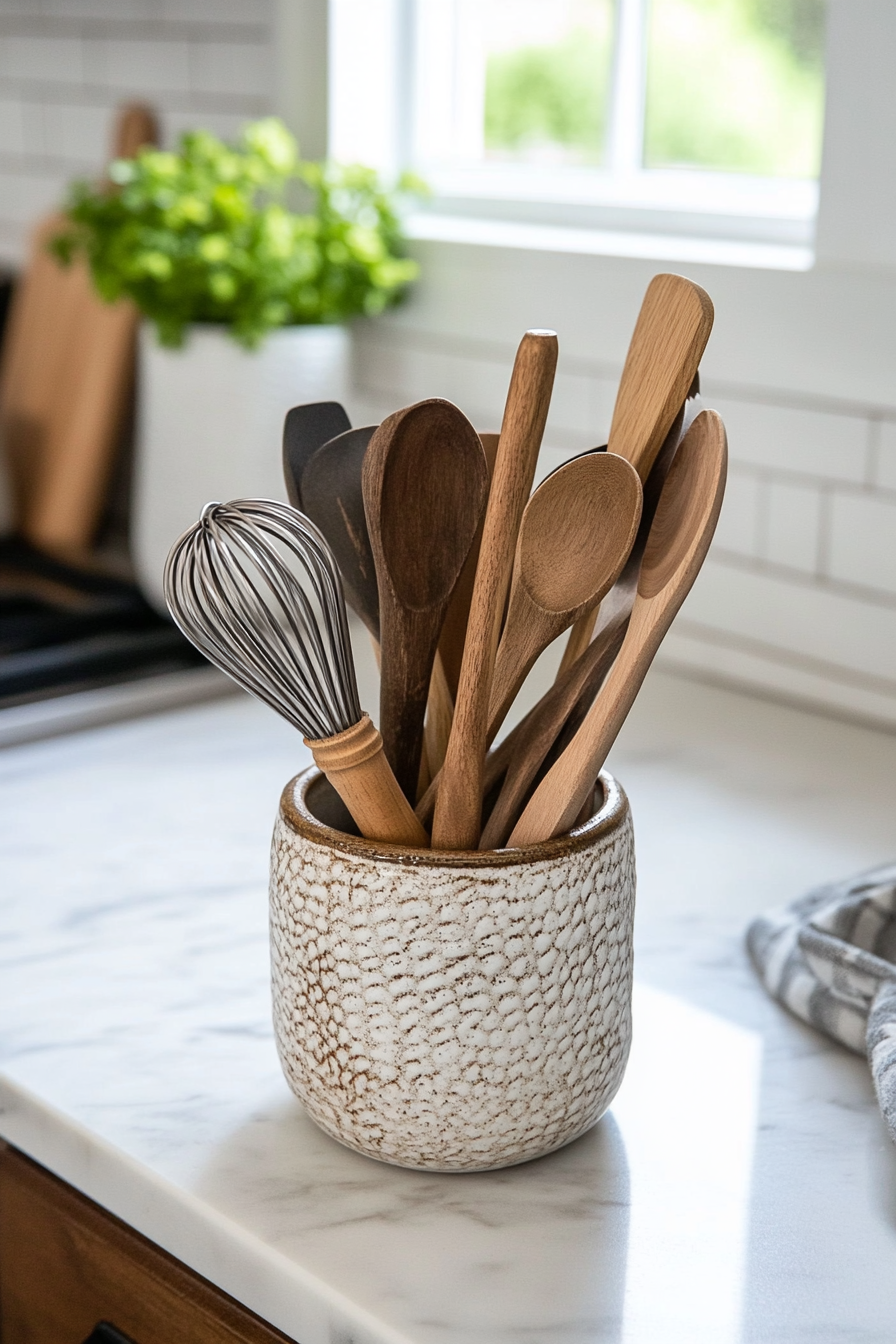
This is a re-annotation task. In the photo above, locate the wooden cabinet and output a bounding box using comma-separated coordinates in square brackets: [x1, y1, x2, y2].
[0, 1144, 294, 1344]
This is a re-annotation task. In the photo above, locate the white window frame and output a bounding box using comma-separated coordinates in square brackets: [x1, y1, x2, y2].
[327, 0, 822, 270]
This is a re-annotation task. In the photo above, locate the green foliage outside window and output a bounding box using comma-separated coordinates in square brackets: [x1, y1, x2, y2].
[644, 0, 826, 176]
[52, 118, 423, 350]
[485, 29, 613, 164]
[484, 0, 827, 178]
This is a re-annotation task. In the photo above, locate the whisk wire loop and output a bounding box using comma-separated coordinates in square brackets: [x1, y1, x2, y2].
[164, 498, 362, 741]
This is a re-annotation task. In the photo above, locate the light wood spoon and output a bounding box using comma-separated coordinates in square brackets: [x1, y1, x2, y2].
[485, 451, 641, 743]
[557, 273, 714, 676]
[363, 398, 488, 803]
[508, 408, 727, 847]
[432, 330, 558, 850]
[478, 399, 691, 850]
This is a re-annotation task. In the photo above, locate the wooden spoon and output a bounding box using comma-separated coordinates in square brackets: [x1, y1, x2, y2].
[432, 330, 558, 850]
[282, 401, 351, 510]
[557, 274, 714, 676]
[478, 401, 689, 850]
[363, 398, 489, 802]
[485, 451, 641, 743]
[508, 409, 727, 847]
[300, 425, 379, 638]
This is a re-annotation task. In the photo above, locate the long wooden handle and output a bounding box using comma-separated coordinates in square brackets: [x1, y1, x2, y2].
[479, 604, 630, 849]
[508, 603, 659, 846]
[306, 715, 429, 847]
[431, 331, 558, 849]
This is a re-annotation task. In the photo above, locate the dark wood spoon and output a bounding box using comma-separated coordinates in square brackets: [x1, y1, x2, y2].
[362, 398, 489, 801]
[282, 401, 351, 509]
[300, 426, 379, 639]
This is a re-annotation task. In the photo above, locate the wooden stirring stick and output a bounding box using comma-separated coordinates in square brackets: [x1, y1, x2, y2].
[431, 330, 558, 849]
[556, 273, 714, 678]
[508, 409, 727, 847]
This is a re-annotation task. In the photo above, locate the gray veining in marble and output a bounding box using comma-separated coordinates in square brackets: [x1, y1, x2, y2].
[2, 659, 896, 1343]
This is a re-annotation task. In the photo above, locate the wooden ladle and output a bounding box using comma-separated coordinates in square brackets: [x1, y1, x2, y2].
[362, 398, 489, 802]
[486, 451, 641, 743]
[508, 409, 727, 847]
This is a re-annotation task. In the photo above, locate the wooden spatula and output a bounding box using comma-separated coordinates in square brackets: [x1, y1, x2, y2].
[557, 273, 714, 676]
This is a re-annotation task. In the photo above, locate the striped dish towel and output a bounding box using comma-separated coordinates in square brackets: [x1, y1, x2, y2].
[746, 862, 896, 1144]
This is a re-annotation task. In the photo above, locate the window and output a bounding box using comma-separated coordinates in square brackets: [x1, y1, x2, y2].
[330, 0, 827, 260]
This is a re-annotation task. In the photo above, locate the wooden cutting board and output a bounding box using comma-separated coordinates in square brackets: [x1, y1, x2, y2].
[0, 103, 157, 556]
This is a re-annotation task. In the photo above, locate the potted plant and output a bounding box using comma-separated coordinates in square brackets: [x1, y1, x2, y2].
[53, 117, 420, 608]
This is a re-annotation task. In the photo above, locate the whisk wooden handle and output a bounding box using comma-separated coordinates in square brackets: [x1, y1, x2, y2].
[305, 715, 429, 847]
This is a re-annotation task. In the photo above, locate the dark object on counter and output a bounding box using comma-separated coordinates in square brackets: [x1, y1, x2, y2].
[747, 861, 896, 1145]
[0, 536, 205, 708]
[82, 1322, 138, 1344]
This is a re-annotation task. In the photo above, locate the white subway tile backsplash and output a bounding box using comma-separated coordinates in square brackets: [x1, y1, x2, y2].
[709, 395, 869, 484]
[162, 0, 271, 22]
[828, 492, 896, 595]
[0, 168, 63, 225]
[189, 41, 271, 99]
[764, 479, 822, 574]
[0, 98, 24, 154]
[589, 376, 617, 443]
[98, 40, 190, 95]
[679, 557, 896, 684]
[545, 368, 591, 437]
[19, 101, 46, 156]
[0, 36, 84, 84]
[876, 420, 896, 492]
[42, 100, 110, 165]
[711, 469, 763, 559]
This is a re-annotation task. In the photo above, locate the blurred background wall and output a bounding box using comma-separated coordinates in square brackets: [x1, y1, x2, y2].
[0, 0, 275, 267]
[2, 0, 895, 732]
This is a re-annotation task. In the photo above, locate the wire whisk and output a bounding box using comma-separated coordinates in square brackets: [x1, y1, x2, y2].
[164, 498, 427, 848]
[165, 498, 360, 740]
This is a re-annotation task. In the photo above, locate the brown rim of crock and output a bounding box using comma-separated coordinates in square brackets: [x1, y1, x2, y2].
[279, 765, 629, 868]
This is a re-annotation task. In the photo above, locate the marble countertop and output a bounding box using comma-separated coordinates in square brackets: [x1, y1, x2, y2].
[2, 663, 896, 1344]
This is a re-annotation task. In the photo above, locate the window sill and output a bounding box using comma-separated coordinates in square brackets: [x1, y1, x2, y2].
[404, 212, 815, 273]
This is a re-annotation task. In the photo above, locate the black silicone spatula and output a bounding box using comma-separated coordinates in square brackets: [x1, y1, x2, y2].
[282, 401, 352, 509]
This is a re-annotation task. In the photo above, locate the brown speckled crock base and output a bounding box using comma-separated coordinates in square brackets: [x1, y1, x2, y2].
[269, 767, 636, 1172]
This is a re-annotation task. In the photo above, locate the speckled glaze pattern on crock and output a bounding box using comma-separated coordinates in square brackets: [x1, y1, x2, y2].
[269, 767, 636, 1172]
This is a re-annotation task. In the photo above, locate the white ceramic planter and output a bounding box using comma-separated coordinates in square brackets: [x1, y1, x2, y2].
[270, 766, 636, 1172]
[132, 322, 350, 610]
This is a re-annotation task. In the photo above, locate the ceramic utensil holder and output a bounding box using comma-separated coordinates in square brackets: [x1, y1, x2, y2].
[270, 766, 636, 1172]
